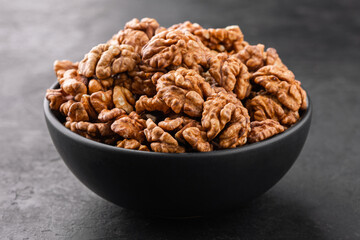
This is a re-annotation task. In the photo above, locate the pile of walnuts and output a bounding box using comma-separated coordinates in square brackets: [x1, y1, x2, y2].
[46, 18, 307, 153]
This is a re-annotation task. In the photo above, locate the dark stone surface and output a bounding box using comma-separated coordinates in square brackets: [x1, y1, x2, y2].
[0, 0, 359, 239]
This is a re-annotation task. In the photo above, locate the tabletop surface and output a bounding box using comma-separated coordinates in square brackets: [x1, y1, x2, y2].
[1, 0, 359, 239]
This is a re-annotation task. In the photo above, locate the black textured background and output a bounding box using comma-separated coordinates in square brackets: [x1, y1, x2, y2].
[1, 0, 360, 239]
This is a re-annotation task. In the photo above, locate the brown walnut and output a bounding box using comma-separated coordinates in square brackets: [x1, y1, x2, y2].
[144, 119, 185, 153]
[142, 29, 208, 69]
[79, 44, 140, 79]
[248, 119, 285, 143]
[111, 112, 146, 142]
[116, 139, 150, 151]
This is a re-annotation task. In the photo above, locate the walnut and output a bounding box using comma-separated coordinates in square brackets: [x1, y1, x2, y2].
[66, 121, 113, 139]
[246, 94, 299, 126]
[193, 25, 245, 53]
[98, 108, 126, 122]
[46, 89, 73, 111]
[264, 48, 289, 70]
[112, 66, 159, 97]
[113, 85, 135, 113]
[90, 90, 113, 113]
[61, 78, 87, 100]
[235, 44, 266, 71]
[144, 119, 185, 153]
[88, 78, 114, 94]
[116, 139, 150, 151]
[78, 44, 140, 79]
[67, 102, 89, 122]
[217, 102, 250, 148]
[80, 94, 98, 120]
[173, 118, 202, 143]
[59, 69, 88, 99]
[141, 68, 213, 117]
[115, 29, 149, 54]
[253, 65, 295, 83]
[248, 119, 285, 143]
[135, 96, 170, 114]
[182, 127, 212, 152]
[59, 100, 75, 116]
[206, 53, 251, 99]
[142, 30, 208, 69]
[202, 91, 250, 148]
[111, 112, 146, 142]
[54, 60, 78, 80]
[158, 117, 184, 131]
[168, 21, 203, 34]
[125, 18, 160, 39]
[127, 64, 162, 96]
[131, 75, 157, 96]
[296, 80, 308, 110]
[253, 75, 307, 111]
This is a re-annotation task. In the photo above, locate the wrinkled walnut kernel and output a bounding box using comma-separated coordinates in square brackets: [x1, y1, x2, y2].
[168, 21, 203, 35]
[117, 139, 150, 151]
[66, 121, 113, 140]
[174, 118, 202, 143]
[182, 127, 212, 152]
[80, 94, 98, 120]
[113, 85, 135, 113]
[79, 44, 140, 79]
[202, 91, 250, 148]
[98, 108, 126, 122]
[139, 68, 213, 117]
[128, 64, 161, 96]
[206, 53, 251, 100]
[125, 18, 159, 39]
[135, 95, 170, 114]
[194, 25, 245, 53]
[59, 69, 88, 99]
[59, 100, 75, 117]
[114, 29, 149, 54]
[142, 30, 208, 69]
[68, 102, 89, 122]
[46, 89, 73, 111]
[111, 112, 146, 142]
[248, 119, 285, 143]
[235, 44, 265, 71]
[253, 75, 307, 111]
[90, 90, 113, 113]
[54, 60, 78, 80]
[144, 119, 185, 153]
[246, 94, 299, 126]
[253, 65, 295, 83]
[158, 117, 184, 131]
[218, 102, 250, 148]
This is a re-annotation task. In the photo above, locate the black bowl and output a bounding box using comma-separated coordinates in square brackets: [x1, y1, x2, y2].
[44, 82, 312, 217]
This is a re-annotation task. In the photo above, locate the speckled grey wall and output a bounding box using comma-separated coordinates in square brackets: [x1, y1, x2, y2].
[1, 0, 359, 239]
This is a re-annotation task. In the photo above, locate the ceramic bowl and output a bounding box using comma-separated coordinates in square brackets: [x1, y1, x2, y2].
[44, 82, 312, 217]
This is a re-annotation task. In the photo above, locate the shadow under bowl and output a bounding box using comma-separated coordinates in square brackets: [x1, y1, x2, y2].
[44, 82, 312, 218]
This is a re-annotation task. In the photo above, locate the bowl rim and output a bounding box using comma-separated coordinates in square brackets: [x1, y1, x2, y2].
[44, 81, 312, 158]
